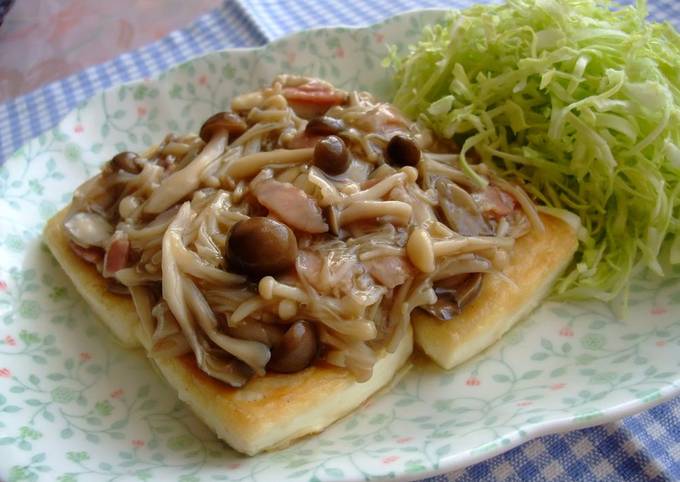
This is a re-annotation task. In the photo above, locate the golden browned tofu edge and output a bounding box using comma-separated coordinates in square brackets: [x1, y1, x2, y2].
[412, 214, 578, 370]
[43, 208, 140, 347]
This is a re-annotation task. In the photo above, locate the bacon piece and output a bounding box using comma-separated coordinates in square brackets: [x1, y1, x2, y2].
[472, 186, 516, 219]
[282, 82, 347, 104]
[364, 256, 414, 289]
[69, 241, 104, 265]
[296, 249, 357, 295]
[283, 83, 347, 119]
[104, 236, 130, 275]
[253, 179, 328, 234]
[365, 104, 409, 134]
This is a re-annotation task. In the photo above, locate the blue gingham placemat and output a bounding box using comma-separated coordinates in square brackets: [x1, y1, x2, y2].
[1, 0, 679, 480]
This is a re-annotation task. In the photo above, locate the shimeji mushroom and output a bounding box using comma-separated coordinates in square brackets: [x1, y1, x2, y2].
[221, 147, 314, 179]
[406, 227, 515, 273]
[267, 321, 318, 374]
[305, 116, 345, 136]
[226, 217, 298, 279]
[313, 135, 350, 176]
[258, 277, 377, 340]
[385, 134, 421, 167]
[338, 200, 413, 226]
[259, 276, 309, 303]
[340, 166, 418, 206]
[145, 112, 247, 214]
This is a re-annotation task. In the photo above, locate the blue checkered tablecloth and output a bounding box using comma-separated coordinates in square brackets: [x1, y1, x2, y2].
[1, 0, 679, 480]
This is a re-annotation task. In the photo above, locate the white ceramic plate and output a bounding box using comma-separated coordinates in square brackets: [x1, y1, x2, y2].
[1, 10, 678, 482]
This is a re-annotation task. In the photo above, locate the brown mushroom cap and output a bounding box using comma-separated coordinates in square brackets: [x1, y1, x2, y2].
[385, 134, 421, 167]
[226, 217, 298, 279]
[305, 116, 345, 136]
[267, 321, 318, 373]
[199, 112, 248, 143]
[107, 151, 141, 174]
[313, 135, 350, 176]
[420, 273, 484, 321]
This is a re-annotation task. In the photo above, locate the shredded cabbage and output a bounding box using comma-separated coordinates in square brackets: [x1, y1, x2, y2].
[387, 0, 680, 309]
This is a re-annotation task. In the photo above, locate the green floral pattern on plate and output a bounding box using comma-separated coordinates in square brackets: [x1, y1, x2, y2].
[0, 9, 678, 482]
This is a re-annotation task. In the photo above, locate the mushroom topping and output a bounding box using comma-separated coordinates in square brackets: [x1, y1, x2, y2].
[420, 273, 484, 320]
[342, 167, 417, 205]
[199, 112, 247, 143]
[145, 113, 244, 213]
[227, 217, 298, 278]
[158, 154, 177, 170]
[338, 200, 412, 226]
[252, 179, 328, 233]
[224, 320, 284, 347]
[305, 116, 345, 136]
[267, 321, 318, 373]
[313, 135, 350, 176]
[59, 77, 539, 388]
[436, 178, 492, 236]
[406, 228, 514, 273]
[222, 148, 314, 180]
[325, 205, 341, 236]
[106, 151, 141, 174]
[385, 134, 421, 167]
[259, 276, 309, 303]
[63, 212, 113, 248]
